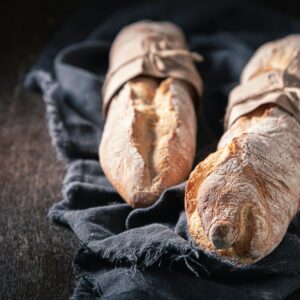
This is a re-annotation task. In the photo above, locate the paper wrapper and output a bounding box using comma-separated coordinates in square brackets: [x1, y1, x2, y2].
[225, 51, 300, 129]
[102, 20, 203, 116]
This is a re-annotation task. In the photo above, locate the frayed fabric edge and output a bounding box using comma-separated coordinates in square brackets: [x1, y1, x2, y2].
[25, 69, 72, 163]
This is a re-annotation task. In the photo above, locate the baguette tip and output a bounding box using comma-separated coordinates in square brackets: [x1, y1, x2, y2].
[209, 222, 237, 250]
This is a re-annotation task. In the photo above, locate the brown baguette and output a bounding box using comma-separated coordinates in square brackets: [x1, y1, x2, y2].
[100, 76, 197, 207]
[185, 35, 300, 264]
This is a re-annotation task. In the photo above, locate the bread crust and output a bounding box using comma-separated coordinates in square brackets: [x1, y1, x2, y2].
[100, 76, 197, 207]
[185, 35, 300, 264]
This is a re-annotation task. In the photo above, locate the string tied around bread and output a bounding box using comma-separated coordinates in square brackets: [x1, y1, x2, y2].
[225, 50, 300, 129]
[149, 48, 203, 72]
[102, 22, 203, 117]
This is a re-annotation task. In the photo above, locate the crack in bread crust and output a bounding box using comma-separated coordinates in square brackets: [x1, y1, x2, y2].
[131, 78, 179, 191]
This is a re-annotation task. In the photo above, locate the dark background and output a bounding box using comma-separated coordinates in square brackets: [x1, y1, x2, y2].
[1, 0, 300, 299]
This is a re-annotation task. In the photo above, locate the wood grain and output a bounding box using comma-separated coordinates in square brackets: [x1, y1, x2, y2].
[0, 1, 82, 299]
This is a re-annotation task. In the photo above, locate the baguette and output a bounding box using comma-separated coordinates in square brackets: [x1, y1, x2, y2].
[99, 21, 202, 208]
[185, 35, 300, 264]
[100, 76, 197, 207]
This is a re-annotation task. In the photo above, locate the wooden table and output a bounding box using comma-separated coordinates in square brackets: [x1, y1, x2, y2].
[0, 1, 82, 299]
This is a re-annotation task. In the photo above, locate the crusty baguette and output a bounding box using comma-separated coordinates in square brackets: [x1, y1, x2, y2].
[100, 76, 197, 207]
[185, 35, 300, 264]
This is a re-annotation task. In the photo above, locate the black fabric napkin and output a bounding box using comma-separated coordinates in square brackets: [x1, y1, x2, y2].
[25, 0, 300, 299]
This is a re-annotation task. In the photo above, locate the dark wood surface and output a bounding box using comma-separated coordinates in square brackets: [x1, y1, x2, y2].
[0, 1, 83, 299]
[0, 86, 78, 299]
[1, 1, 300, 299]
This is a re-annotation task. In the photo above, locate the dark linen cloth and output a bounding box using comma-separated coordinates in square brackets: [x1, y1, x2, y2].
[25, 0, 300, 299]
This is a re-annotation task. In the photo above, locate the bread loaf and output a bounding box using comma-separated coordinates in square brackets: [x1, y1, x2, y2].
[185, 35, 300, 264]
[100, 76, 196, 207]
[99, 21, 202, 208]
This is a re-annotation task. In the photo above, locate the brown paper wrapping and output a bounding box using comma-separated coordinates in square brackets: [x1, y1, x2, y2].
[102, 21, 203, 116]
[225, 51, 300, 129]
